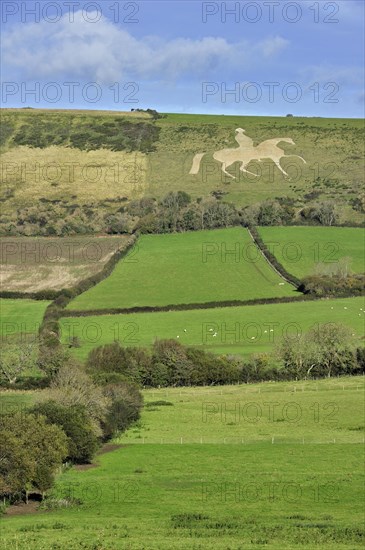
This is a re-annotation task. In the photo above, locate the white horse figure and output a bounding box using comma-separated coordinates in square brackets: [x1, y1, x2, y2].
[189, 129, 306, 179]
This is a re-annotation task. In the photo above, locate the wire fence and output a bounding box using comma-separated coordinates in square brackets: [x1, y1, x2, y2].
[120, 435, 365, 445]
[144, 381, 365, 398]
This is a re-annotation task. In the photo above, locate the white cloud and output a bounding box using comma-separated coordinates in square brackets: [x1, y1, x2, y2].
[2, 12, 289, 83]
[258, 36, 289, 57]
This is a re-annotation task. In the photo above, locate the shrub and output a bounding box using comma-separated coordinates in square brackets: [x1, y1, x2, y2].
[31, 401, 99, 464]
[102, 381, 143, 440]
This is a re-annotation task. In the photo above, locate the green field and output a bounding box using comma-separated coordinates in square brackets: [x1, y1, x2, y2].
[66, 228, 295, 311]
[258, 226, 365, 278]
[0, 236, 129, 292]
[61, 296, 365, 360]
[0, 390, 37, 416]
[1, 377, 364, 549]
[0, 298, 50, 342]
[123, 376, 365, 445]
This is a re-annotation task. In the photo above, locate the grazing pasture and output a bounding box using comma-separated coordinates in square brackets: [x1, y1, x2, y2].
[258, 226, 365, 278]
[0, 377, 364, 549]
[66, 228, 295, 311]
[60, 296, 365, 360]
[0, 298, 50, 342]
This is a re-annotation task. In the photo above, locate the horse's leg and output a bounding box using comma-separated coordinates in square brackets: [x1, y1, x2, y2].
[221, 163, 236, 179]
[239, 162, 259, 177]
[273, 159, 289, 177]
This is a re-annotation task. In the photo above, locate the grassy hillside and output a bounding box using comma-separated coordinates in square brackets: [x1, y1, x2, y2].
[60, 296, 365, 359]
[258, 226, 365, 278]
[1, 110, 364, 230]
[1, 378, 364, 549]
[66, 228, 295, 310]
[0, 298, 50, 341]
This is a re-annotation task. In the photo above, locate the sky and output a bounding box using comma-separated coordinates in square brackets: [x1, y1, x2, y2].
[1, 0, 364, 117]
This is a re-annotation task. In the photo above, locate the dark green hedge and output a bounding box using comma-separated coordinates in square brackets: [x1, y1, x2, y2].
[249, 227, 302, 288]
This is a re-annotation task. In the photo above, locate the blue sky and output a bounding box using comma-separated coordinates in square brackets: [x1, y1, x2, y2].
[1, 0, 364, 117]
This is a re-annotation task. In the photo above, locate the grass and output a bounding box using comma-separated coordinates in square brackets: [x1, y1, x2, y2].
[120, 377, 365, 445]
[148, 114, 364, 215]
[1, 377, 364, 549]
[0, 236, 129, 292]
[60, 296, 365, 360]
[0, 298, 50, 342]
[0, 390, 37, 416]
[66, 228, 295, 311]
[258, 226, 365, 278]
[1, 110, 364, 225]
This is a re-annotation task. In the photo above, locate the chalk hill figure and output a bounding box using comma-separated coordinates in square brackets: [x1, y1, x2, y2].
[189, 128, 306, 179]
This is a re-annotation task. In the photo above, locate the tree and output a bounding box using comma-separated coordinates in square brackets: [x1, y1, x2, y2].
[102, 382, 143, 440]
[308, 323, 356, 378]
[87, 342, 150, 385]
[0, 342, 37, 384]
[0, 413, 67, 501]
[41, 365, 110, 436]
[278, 323, 356, 379]
[37, 344, 71, 378]
[31, 401, 99, 464]
[0, 430, 33, 499]
[278, 335, 320, 379]
[312, 201, 340, 226]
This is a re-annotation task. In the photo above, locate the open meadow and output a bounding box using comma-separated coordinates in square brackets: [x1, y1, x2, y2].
[0, 298, 50, 341]
[0, 377, 364, 549]
[66, 228, 295, 311]
[61, 296, 365, 359]
[258, 226, 365, 278]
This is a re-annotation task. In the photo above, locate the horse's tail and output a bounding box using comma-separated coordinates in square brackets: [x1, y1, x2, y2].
[189, 153, 205, 175]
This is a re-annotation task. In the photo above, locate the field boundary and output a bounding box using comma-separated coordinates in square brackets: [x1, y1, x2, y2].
[61, 294, 336, 317]
[248, 226, 302, 288]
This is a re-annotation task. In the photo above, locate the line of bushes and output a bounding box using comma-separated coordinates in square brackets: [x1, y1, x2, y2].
[39, 236, 137, 349]
[86, 338, 365, 389]
[61, 294, 330, 318]
[247, 227, 302, 288]
[298, 274, 365, 297]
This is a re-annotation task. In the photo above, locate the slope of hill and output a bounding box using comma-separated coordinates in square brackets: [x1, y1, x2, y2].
[65, 228, 295, 310]
[1, 110, 364, 234]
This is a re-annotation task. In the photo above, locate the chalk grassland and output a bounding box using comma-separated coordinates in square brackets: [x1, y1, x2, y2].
[148, 114, 364, 216]
[0, 236, 129, 292]
[258, 226, 365, 278]
[0, 298, 50, 341]
[0, 378, 364, 549]
[60, 296, 365, 360]
[1, 110, 364, 222]
[0, 109, 154, 216]
[66, 228, 295, 311]
[0, 146, 147, 213]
